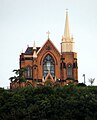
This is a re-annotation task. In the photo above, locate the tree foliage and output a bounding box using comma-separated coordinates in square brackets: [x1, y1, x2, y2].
[9, 68, 27, 83]
[88, 78, 95, 86]
[0, 85, 97, 120]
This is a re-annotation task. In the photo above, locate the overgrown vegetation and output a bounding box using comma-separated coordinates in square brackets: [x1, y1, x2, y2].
[0, 85, 97, 120]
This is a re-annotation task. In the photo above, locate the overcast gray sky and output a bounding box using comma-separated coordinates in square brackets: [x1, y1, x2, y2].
[0, 0, 97, 88]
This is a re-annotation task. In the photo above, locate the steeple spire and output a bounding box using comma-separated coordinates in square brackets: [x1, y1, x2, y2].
[61, 10, 74, 53]
[64, 9, 70, 39]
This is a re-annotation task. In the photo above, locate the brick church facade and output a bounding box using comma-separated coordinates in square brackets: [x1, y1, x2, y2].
[10, 12, 78, 88]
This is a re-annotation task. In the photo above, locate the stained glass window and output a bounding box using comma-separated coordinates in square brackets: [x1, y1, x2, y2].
[43, 55, 55, 78]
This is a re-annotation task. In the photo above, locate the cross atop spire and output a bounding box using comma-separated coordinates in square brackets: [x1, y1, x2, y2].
[46, 31, 50, 39]
[66, 8, 68, 14]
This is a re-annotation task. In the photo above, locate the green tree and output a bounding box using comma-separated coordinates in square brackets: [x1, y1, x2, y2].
[1, 85, 97, 119]
[9, 68, 27, 83]
[88, 78, 95, 86]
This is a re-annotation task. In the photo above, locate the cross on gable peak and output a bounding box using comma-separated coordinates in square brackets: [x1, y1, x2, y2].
[46, 31, 50, 39]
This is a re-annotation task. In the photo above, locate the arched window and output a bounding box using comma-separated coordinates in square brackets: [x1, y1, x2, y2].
[67, 64, 73, 78]
[43, 55, 55, 78]
[25, 67, 32, 78]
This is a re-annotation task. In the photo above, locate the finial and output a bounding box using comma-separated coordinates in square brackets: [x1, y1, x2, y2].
[33, 41, 37, 58]
[20, 49, 23, 54]
[71, 34, 74, 39]
[27, 44, 29, 47]
[66, 8, 68, 14]
[22, 49, 23, 53]
[46, 31, 50, 39]
[62, 35, 64, 40]
[33, 41, 36, 50]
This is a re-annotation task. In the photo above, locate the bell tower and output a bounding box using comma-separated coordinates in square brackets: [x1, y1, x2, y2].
[61, 10, 78, 84]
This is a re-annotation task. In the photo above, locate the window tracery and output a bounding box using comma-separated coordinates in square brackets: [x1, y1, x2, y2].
[43, 55, 55, 78]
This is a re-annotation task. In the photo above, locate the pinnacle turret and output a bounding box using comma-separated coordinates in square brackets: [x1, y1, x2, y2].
[33, 41, 37, 58]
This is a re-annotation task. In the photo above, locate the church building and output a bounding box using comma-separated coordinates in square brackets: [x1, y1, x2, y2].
[10, 11, 78, 88]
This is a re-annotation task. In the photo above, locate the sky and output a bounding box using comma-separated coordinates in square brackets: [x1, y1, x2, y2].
[0, 0, 97, 88]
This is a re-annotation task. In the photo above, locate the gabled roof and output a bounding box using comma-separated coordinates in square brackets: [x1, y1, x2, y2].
[24, 47, 40, 55]
[37, 38, 60, 56]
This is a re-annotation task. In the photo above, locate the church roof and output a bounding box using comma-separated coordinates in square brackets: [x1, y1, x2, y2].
[24, 47, 40, 55]
[37, 38, 60, 56]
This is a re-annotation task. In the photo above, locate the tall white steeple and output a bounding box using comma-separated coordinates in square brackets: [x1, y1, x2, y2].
[64, 10, 70, 39]
[61, 10, 74, 53]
